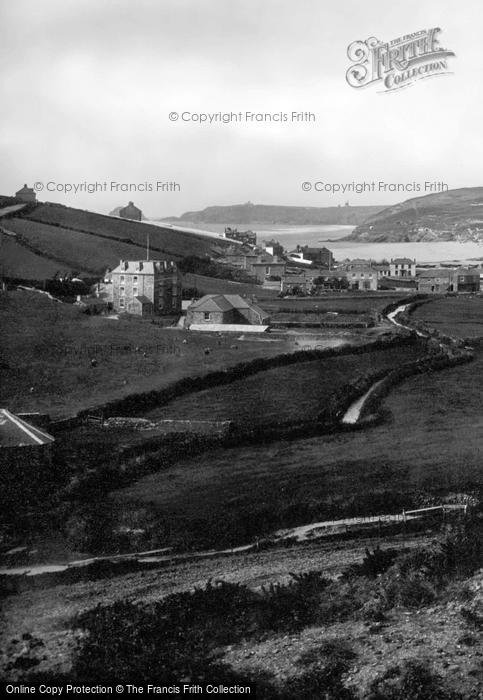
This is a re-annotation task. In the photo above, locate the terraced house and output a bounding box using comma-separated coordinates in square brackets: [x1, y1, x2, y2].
[110, 259, 181, 316]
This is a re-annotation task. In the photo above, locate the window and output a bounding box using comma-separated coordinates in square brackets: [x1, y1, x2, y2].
[133, 287, 138, 296]
[120, 286, 125, 295]
[120, 275, 125, 283]
[119, 298, 125, 308]
[204, 312, 210, 321]
[133, 275, 138, 283]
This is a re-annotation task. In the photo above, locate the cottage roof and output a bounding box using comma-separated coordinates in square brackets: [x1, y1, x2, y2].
[0, 409, 55, 448]
[392, 258, 415, 264]
[418, 268, 454, 279]
[15, 184, 35, 195]
[188, 294, 268, 316]
[134, 295, 152, 305]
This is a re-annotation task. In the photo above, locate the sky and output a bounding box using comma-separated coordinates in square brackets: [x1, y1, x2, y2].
[0, 0, 481, 218]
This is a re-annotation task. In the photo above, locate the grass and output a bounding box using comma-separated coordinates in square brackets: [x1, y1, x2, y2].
[21, 202, 229, 259]
[0, 231, 62, 280]
[9, 523, 479, 697]
[262, 293, 413, 314]
[411, 296, 483, 338]
[3, 218, 161, 275]
[110, 346, 483, 549]
[0, 291, 297, 418]
[143, 345, 424, 428]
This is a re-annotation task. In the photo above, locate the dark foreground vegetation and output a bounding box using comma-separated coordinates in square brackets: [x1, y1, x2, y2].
[7, 520, 481, 698]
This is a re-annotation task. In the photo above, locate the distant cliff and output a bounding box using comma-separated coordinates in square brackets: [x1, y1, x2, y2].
[347, 187, 483, 242]
[162, 202, 384, 226]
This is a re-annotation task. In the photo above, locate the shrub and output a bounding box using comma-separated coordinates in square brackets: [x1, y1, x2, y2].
[260, 571, 330, 631]
[72, 581, 261, 683]
[367, 659, 464, 700]
[283, 665, 356, 700]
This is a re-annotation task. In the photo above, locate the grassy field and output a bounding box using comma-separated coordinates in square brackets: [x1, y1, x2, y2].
[412, 295, 483, 338]
[262, 293, 413, 314]
[143, 344, 423, 427]
[0, 291, 300, 418]
[3, 218, 161, 275]
[111, 346, 482, 548]
[22, 202, 229, 259]
[0, 232, 63, 279]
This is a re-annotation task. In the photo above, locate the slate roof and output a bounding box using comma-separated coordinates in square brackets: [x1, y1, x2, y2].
[15, 184, 35, 195]
[133, 295, 152, 305]
[0, 409, 55, 448]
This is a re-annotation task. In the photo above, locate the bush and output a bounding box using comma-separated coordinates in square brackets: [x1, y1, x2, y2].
[367, 660, 464, 700]
[260, 571, 330, 631]
[72, 581, 261, 683]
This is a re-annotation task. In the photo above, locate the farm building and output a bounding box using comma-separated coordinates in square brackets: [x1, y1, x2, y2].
[417, 267, 480, 294]
[110, 259, 181, 316]
[15, 184, 37, 203]
[186, 294, 270, 330]
[119, 201, 143, 221]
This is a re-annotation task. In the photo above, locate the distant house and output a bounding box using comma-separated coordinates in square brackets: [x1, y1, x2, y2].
[455, 267, 480, 293]
[15, 184, 36, 203]
[186, 294, 270, 328]
[119, 201, 143, 221]
[299, 246, 334, 269]
[373, 264, 390, 278]
[263, 239, 284, 257]
[417, 269, 456, 293]
[110, 259, 181, 316]
[224, 227, 257, 246]
[347, 266, 377, 291]
[390, 258, 416, 278]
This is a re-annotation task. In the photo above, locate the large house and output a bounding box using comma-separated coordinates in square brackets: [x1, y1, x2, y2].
[186, 294, 270, 329]
[109, 259, 181, 316]
[390, 258, 416, 278]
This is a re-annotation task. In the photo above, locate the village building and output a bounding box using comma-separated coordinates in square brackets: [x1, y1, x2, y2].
[298, 245, 334, 268]
[417, 269, 456, 293]
[417, 267, 480, 294]
[109, 259, 181, 316]
[282, 268, 323, 294]
[390, 258, 416, 277]
[15, 184, 37, 203]
[455, 267, 480, 293]
[347, 266, 378, 291]
[224, 227, 257, 246]
[263, 239, 284, 257]
[186, 294, 270, 330]
[119, 201, 143, 221]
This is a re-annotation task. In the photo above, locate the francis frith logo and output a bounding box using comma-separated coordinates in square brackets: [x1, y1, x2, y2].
[346, 28, 455, 92]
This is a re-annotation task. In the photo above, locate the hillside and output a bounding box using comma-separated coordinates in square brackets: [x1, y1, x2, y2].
[0, 200, 234, 280]
[163, 202, 384, 226]
[348, 187, 483, 242]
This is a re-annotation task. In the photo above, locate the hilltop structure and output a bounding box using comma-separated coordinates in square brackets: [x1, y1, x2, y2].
[109, 259, 181, 316]
[15, 184, 36, 203]
[118, 201, 143, 221]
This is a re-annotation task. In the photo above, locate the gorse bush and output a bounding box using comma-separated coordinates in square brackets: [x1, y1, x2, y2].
[367, 660, 465, 700]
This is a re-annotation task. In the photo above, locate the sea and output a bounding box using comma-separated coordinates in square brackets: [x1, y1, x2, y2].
[155, 221, 483, 265]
